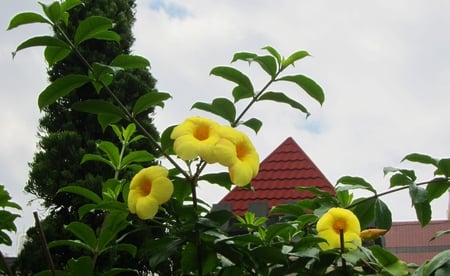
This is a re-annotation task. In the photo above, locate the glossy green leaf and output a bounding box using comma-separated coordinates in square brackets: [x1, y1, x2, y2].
[350, 197, 375, 229]
[58, 185, 102, 204]
[282, 50, 310, 69]
[210, 66, 254, 101]
[389, 173, 413, 188]
[74, 16, 114, 45]
[111, 54, 150, 69]
[336, 189, 353, 207]
[423, 249, 450, 275]
[89, 30, 120, 42]
[97, 211, 129, 251]
[48, 239, 93, 252]
[199, 172, 233, 190]
[61, 0, 82, 12]
[172, 177, 192, 202]
[262, 46, 282, 67]
[242, 117, 263, 134]
[38, 74, 90, 109]
[374, 199, 392, 230]
[133, 91, 171, 115]
[258, 91, 309, 115]
[44, 46, 71, 66]
[409, 184, 428, 204]
[65, 222, 97, 249]
[252, 246, 287, 264]
[431, 229, 450, 242]
[191, 97, 236, 123]
[427, 179, 450, 201]
[181, 242, 197, 274]
[160, 125, 176, 154]
[121, 123, 136, 143]
[7, 12, 51, 30]
[437, 158, 450, 177]
[278, 75, 324, 105]
[72, 100, 125, 119]
[120, 151, 154, 168]
[265, 222, 296, 243]
[402, 152, 438, 166]
[231, 52, 257, 63]
[370, 245, 408, 276]
[67, 256, 94, 275]
[40, 1, 61, 23]
[254, 55, 278, 78]
[336, 176, 376, 194]
[81, 153, 113, 169]
[98, 113, 122, 131]
[232, 86, 254, 102]
[14, 36, 70, 54]
[98, 141, 120, 169]
[108, 243, 137, 257]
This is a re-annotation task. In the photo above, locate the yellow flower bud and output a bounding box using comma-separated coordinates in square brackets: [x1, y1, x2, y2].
[360, 228, 387, 241]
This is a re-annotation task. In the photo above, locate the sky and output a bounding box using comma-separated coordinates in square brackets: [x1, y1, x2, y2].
[1, 0, 450, 256]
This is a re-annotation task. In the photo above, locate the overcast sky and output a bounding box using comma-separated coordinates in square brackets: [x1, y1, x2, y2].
[1, 0, 450, 256]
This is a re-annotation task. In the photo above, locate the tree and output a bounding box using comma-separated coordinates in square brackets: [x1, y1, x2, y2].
[15, 0, 159, 273]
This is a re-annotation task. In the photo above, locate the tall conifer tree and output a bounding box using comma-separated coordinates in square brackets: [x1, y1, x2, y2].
[15, 0, 158, 273]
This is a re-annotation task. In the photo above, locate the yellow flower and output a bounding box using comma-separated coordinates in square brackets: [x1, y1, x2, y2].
[128, 166, 173, 220]
[213, 126, 259, 186]
[360, 228, 387, 241]
[170, 116, 221, 162]
[316, 207, 361, 250]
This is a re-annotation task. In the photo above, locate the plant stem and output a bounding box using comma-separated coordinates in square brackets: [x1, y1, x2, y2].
[346, 177, 449, 209]
[34, 211, 57, 276]
[339, 229, 348, 276]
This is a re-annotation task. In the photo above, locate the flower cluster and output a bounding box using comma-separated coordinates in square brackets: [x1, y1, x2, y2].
[171, 116, 259, 186]
[128, 166, 173, 220]
[316, 207, 361, 250]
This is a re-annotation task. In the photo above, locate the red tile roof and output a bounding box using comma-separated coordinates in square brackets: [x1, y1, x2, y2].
[218, 137, 334, 215]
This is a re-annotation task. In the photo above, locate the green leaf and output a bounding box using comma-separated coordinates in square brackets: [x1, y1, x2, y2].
[402, 153, 438, 166]
[160, 125, 176, 154]
[120, 151, 154, 168]
[89, 30, 121, 42]
[252, 246, 287, 264]
[181, 242, 197, 274]
[389, 173, 413, 188]
[277, 75, 325, 105]
[7, 12, 51, 30]
[336, 176, 376, 194]
[57, 186, 102, 204]
[191, 98, 236, 123]
[81, 153, 113, 169]
[109, 243, 137, 257]
[231, 52, 257, 63]
[72, 100, 126, 119]
[431, 229, 450, 242]
[98, 141, 120, 169]
[65, 222, 97, 249]
[67, 256, 94, 275]
[409, 184, 428, 204]
[74, 16, 115, 45]
[262, 46, 282, 67]
[122, 123, 136, 143]
[437, 158, 450, 177]
[350, 197, 375, 229]
[97, 211, 129, 251]
[40, 1, 61, 23]
[61, 0, 82, 12]
[282, 50, 310, 69]
[111, 54, 150, 69]
[374, 199, 392, 230]
[370, 245, 408, 276]
[199, 172, 233, 190]
[427, 179, 450, 201]
[242, 118, 263, 134]
[38, 74, 90, 109]
[48, 239, 93, 252]
[254, 55, 278, 78]
[14, 36, 70, 54]
[210, 66, 254, 101]
[172, 177, 192, 202]
[423, 250, 450, 275]
[133, 92, 171, 115]
[98, 114, 122, 131]
[232, 86, 254, 102]
[258, 91, 309, 116]
[44, 46, 71, 66]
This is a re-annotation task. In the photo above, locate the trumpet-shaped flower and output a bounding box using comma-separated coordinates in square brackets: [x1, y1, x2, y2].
[213, 126, 259, 186]
[170, 116, 221, 162]
[128, 166, 173, 220]
[316, 207, 361, 250]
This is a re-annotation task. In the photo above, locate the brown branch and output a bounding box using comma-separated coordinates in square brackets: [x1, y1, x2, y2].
[34, 211, 56, 276]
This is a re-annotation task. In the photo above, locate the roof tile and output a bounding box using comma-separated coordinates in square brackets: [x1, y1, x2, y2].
[218, 137, 334, 215]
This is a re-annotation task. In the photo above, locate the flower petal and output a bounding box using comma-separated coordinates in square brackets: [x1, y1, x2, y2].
[135, 196, 159, 220]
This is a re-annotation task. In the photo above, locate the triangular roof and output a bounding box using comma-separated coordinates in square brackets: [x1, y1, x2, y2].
[217, 137, 334, 215]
